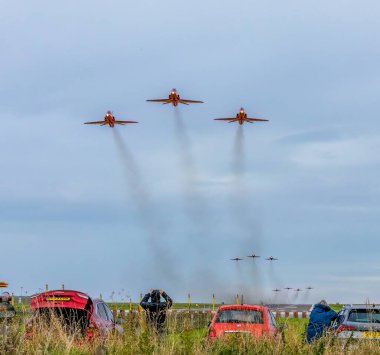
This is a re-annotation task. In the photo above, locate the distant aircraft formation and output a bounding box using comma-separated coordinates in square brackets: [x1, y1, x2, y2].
[229, 253, 277, 262]
[84, 88, 268, 127]
[229, 252, 314, 294]
[272, 287, 314, 293]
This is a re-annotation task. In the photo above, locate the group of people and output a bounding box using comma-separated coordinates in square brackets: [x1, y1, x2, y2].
[138, 289, 338, 343]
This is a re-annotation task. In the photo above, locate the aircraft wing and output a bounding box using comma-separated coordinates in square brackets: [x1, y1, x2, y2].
[214, 118, 237, 121]
[84, 121, 106, 125]
[146, 99, 171, 103]
[180, 99, 204, 103]
[115, 120, 138, 124]
[246, 118, 269, 122]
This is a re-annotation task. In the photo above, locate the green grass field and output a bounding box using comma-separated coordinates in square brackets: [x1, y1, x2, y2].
[2, 307, 380, 354]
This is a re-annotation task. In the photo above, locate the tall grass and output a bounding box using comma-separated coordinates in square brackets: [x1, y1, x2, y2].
[1, 313, 380, 354]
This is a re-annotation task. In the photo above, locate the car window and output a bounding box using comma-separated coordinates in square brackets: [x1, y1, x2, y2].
[215, 309, 263, 324]
[97, 303, 108, 320]
[268, 311, 277, 327]
[103, 303, 114, 322]
[348, 309, 380, 323]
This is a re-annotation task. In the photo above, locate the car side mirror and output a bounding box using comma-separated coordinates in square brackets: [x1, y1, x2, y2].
[115, 317, 124, 325]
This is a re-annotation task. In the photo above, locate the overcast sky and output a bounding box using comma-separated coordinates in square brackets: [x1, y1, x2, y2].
[1, 0, 380, 304]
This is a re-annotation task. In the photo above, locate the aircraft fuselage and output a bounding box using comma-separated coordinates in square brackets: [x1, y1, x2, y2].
[168, 91, 180, 106]
[237, 109, 248, 125]
[104, 114, 115, 127]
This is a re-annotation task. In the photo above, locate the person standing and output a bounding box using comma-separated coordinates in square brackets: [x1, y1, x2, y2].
[306, 300, 337, 343]
[140, 289, 172, 333]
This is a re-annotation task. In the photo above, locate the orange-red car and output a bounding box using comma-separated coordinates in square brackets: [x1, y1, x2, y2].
[208, 304, 278, 339]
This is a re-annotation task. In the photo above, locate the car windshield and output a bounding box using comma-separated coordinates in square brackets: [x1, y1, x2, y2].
[348, 309, 380, 323]
[215, 309, 263, 324]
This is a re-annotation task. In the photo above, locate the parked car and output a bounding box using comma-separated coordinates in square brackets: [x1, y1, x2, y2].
[208, 304, 278, 339]
[28, 290, 122, 338]
[333, 304, 380, 339]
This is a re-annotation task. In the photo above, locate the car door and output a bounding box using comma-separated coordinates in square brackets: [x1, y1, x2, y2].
[103, 303, 117, 330]
[95, 302, 111, 335]
[267, 310, 277, 336]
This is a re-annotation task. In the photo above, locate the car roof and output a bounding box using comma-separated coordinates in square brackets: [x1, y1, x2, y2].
[218, 304, 267, 311]
[343, 304, 380, 310]
[92, 299, 106, 305]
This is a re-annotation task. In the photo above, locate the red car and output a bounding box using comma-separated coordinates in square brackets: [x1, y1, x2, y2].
[208, 304, 278, 339]
[28, 290, 122, 338]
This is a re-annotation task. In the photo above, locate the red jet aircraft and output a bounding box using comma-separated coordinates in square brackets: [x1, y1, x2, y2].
[214, 108, 268, 125]
[84, 111, 138, 127]
[146, 88, 204, 106]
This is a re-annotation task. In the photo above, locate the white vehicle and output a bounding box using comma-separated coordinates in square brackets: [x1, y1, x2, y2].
[333, 304, 380, 340]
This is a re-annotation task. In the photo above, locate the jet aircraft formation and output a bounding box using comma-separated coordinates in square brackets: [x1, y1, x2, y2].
[230, 253, 278, 262]
[84, 88, 269, 127]
[272, 287, 314, 293]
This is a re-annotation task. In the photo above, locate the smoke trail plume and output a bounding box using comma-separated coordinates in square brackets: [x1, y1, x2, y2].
[229, 125, 266, 301]
[232, 125, 245, 179]
[172, 109, 211, 258]
[112, 129, 179, 284]
[302, 289, 311, 303]
[172, 109, 229, 299]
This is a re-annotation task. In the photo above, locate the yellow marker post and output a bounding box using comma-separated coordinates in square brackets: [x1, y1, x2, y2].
[11, 293, 15, 306]
[188, 293, 191, 312]
[129, 298, 132, 311]
[138, 293, 143, 313]
[212, 294, 215, 312]
[45, 284, 48, 292]
[236, 294, 240, 305]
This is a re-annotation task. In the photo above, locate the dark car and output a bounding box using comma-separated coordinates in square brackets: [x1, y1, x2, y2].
[333, 304, 380, 340]
[28, 290, 122, 338]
